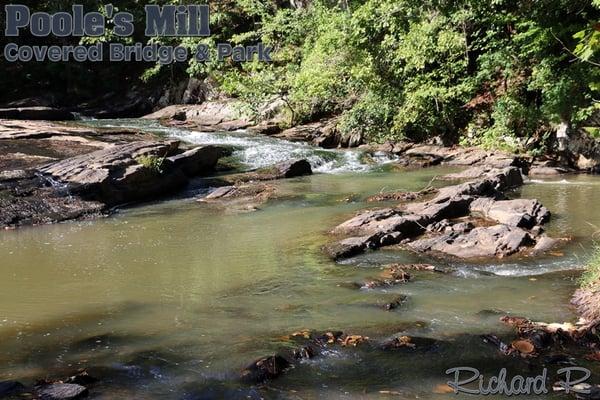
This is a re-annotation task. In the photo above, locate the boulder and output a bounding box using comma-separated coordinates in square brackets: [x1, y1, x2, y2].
[409, 225, 534, 258]
[531, 235, 561, 254]
[222, 159, 313, 183]
[144, 102, 251, 131]
[247, 121, 282, 136]
[470, 198, 550, 228]
[37, 383, 88, 400]
[274, 159, 312, 178]
[164, 145, 225, 177]
[325, 236, 374, 260]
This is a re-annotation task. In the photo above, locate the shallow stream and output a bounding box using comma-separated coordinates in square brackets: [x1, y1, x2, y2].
[1, 120, 599, 399]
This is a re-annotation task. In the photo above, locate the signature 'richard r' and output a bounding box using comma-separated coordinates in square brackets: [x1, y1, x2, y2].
[445, 366, 591, 395]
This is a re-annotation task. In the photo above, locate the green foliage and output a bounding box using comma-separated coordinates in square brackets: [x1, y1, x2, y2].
[136, 155, 165, 174]
[4, 0, 600, 154]
[580, 246, 600, 288]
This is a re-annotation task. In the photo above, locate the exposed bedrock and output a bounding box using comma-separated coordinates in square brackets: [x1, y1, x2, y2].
[1, 140, 228, 228]
[38, 141, 225, 206]
[326, 167, 561, 260]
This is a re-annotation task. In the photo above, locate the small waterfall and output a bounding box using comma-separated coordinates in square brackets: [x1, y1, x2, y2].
[75, 118, 399, 174]
[34, 172, 72, 197]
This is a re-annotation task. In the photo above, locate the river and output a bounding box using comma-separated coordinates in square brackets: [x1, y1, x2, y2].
[0, 120, 599, 399]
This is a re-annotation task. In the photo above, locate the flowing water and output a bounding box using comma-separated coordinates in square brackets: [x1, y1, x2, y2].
[1, 120, 599, 399]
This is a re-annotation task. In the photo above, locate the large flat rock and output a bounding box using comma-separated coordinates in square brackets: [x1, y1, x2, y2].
[38, 141, 223, 206]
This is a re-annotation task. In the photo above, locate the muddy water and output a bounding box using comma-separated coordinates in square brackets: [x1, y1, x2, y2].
[0, 121, 599, 399]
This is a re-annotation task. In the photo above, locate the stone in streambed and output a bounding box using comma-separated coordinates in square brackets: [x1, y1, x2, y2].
[37, 383, 88, 400]
[274, 159, 312, 178]
[470, 197, 550, 229]
[331, 208, 402, 235]
[380, 295, 407, 311]
[239, 355, 291, 384]
[381, 335, 440, 352]
[409, 224, 534, 258]
[164, 145, 226, 177]
[222, 159, 313, 184]
[325, 236, 374, 260]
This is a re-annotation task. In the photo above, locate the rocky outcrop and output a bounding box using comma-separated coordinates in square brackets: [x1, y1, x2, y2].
[38, 141, 223, 206]
[470, 198, 550, 229]
[409, 225, 534, 258]
[144, 102, 251, 131]
[274, 118, 363, 149]
[198, 159, 312, 212]
[326, 167, 559, 260]
[1, 140, 226, 228]
[0, 119, 96, 140]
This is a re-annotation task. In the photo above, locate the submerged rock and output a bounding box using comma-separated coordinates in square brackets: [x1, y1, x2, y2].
[239, 355, 291, 384]
[37, 383, 88, 400]
[381, 335, 440, 352]
[380, 295, 407, 311]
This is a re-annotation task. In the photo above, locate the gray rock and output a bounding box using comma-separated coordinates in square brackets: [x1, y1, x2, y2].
[38, 141, 222, 206]
[275, 159, 312, 178]
[205, 186, 237, 200]
[470, 198, 550, 228]
[332, 208, 402, 235]
[404, 195, 474, 221]
[325, 236, 374, 260]
[409, 225, 534, 258]
[531, 235, 560, 254]
[164, 145, 224, 177]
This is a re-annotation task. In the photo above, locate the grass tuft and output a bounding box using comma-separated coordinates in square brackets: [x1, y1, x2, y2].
[580, 245, 600, 288]
[136, 155, 164, 174]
